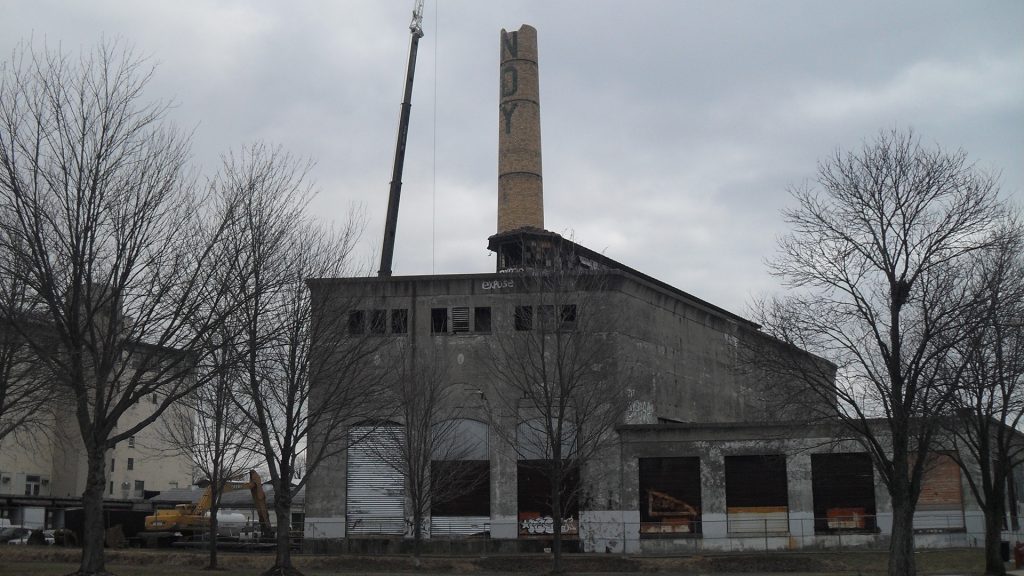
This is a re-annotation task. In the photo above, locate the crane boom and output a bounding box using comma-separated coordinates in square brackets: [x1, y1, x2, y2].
[378, 0, 425, 277]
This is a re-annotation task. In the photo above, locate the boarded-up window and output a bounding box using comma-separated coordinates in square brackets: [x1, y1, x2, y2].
[451, 307, 470, 333]
[811, 453, 876, 533]
[914, 453, 964, 532]
[639, 457, 701, 535]
[724, 454, 788, 534]
[517, 460, 579, 536]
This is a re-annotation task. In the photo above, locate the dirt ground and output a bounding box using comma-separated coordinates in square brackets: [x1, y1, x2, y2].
[0, 545, 1004, 575]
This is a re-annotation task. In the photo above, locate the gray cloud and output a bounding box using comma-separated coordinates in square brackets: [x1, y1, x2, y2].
[3, 0, 1021, 316]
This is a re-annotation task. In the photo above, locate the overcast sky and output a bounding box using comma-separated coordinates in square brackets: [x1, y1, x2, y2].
[4, 1, 1022, 317]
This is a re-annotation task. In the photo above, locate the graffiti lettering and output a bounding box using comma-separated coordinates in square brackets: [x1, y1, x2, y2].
[520, 516, 578, 535]
[502, 30, 518, 58]
[501, 101, 518, 135]
[482, 279, 514, 290]
[501, 64, 518, 98]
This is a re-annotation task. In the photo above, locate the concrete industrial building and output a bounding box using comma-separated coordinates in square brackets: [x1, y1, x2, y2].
[303, 24, 1016, 553]
[0, 395, 194, 530]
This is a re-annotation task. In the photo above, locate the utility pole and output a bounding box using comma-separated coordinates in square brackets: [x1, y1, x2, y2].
[378, 0, 425, 277]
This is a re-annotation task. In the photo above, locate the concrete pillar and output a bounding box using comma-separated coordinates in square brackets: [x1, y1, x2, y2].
[498, 25, 544, 233]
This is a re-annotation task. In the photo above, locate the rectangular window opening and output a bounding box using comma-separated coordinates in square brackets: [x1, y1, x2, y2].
[474, 307, 492, 333]
[452, 307, 470, 334]
[431, 308, 448, 334]
[127, 458, 134, 471]
[724, 454, 789, 534]
[347, 310, 365, 335]
[811, 453, 876, 534]
[391, 309, 409, 334]
[559, 305, 577, 331]
[369, 309, 387, 335]
[538, 305, 555, 331]
[639, 457, 701, 536]
[514, 306, 533, 331]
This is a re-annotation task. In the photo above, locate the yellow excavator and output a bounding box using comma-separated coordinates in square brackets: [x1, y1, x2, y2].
[144, 469, 273, 543]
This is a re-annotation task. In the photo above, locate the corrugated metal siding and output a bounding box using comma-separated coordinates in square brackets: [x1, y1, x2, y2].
[347, 426, 405, 535]
[430, 515, 490, 537]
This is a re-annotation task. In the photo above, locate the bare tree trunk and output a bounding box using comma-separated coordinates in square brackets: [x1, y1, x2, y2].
[78, 446, 110, 575]
[264, 497, 295, 576]
[984, 500, 1007, 576]
[889, 496, 917, 576]
[208, 501, 220, 570]
[550, 464, 563, 574]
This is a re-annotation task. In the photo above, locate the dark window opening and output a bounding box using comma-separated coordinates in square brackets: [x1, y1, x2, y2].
[452, 307, 470, 333]
[391, 309, 409, 334]
[474, 307, 492, 333]
[639, 457, 701, 536]
[431, 460, 490, 517]
[499, 243, 523, 270]
[559, 305, 577, 330]
[110, 458, 115, 472]
[517, 460, 580, 536]
[431, 308, 448, 334]
[369, 309, 387, 334]
[127, 458, 134, 471]
[724, 454, 789, 534]
[811, 453, 876, 534]
[347, 310, 365, 335]
[538, 305, 555, 331]
[514, 306, 533, 331]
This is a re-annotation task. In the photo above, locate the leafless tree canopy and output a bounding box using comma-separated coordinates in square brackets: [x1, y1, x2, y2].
[482, 266, 630, 572]
[0, 40, 237, 575]
[756, 129, 1007, 576]
[940, 216, 1024, 575]
[369, 341, 488, 558]
[212, 143, 385, 576]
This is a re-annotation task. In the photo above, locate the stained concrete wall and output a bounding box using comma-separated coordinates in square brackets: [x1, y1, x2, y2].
[303, 272, 832, 549]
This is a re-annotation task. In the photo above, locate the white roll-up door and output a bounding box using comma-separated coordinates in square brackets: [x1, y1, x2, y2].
[347, 425, 405, 535]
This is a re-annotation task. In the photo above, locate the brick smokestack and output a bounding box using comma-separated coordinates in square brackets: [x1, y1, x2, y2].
[498, 25, 543, 233]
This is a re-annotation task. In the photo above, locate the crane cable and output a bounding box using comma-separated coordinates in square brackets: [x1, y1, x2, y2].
[431, 0, 438, 274]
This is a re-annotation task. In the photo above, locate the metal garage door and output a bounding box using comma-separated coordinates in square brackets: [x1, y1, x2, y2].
[347, 425, 405, 535]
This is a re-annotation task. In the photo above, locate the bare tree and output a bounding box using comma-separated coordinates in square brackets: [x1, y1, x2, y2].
[481, 264, 630, 573]
[0, 241, 54, 443]
[939, 217, 1024, 576]
[371, 341, 488, 561]
[755, 129, 1007, 576]
[0, 40, 235, 576]
[216, 143, 385, 576]
[160, 327, 258, 569]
